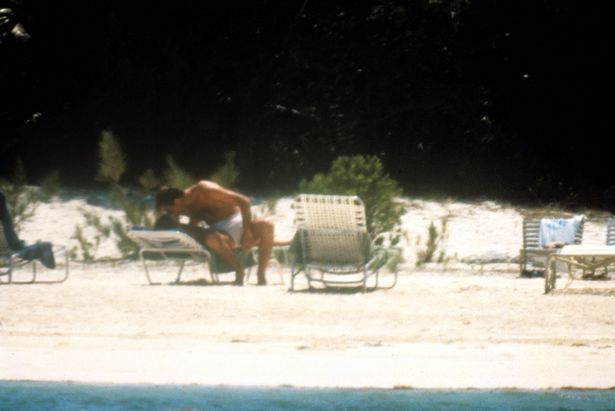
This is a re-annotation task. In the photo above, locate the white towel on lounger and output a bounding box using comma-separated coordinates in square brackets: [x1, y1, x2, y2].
[539, 215, 583, 247]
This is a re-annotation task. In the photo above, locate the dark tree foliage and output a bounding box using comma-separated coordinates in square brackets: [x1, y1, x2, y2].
[0, 1, 610, 206]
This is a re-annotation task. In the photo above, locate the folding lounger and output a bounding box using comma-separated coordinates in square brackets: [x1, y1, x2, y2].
[519, 215, 585, 276]
[128, 228, 255, 285]
[0, 208, 69, 285]
[541, 217, 615, 292]
[128, 229, 214, 284]
[545, 245, 615, 293]
[289, 194, 398, 292]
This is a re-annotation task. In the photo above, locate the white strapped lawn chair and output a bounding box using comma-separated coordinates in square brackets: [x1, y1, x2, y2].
[289, 194, 397, 292]
[519, 215, 585, 276]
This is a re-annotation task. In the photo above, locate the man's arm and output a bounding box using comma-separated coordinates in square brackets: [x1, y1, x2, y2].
[222, 187, 253, 231]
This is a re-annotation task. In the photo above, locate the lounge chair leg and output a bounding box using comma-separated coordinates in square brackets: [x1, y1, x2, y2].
[545, 257, 557, 293]
[291, 273, 297, 291]
[362, 267, 367, 293]
[175, 261, 186, 283]
[7, 263, 13, 284]
[140, 251, 154, 285]
[519, 251, 527, 276]
[290, 262, 296, 291]
[62, 251, 70, 282]
[390, 268, 398, 289]
[31, 261, 37, 283]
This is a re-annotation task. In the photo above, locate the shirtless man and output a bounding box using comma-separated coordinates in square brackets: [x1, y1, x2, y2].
[155, 181, 274, 285]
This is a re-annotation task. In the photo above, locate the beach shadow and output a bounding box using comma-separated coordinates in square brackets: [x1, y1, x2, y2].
[289, 286, 377, 295]
[519, 269, 545, 278]
[553, 288, 615, 296]
[170, 279, 235, 287]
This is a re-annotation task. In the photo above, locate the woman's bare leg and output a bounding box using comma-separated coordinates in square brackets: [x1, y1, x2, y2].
[251, 219, 274, 285]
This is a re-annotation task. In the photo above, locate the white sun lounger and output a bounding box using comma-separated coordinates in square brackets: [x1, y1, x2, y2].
[128, 229, 214, 285]
[545, 245, 615, 293]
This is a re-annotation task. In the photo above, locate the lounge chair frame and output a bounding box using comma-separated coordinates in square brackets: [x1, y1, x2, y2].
[545, 245, 615, 293]
[1, 225, 69, 285]
[128, 229, 215, 285]
[290, 194, 397, 292]
[519, 216, 585, 276]
[128, 229, 259, 285]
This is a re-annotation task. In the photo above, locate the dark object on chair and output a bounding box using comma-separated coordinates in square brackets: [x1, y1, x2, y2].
[1, 191, 68, 283]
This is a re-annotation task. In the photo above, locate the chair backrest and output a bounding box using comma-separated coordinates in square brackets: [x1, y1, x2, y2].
[607, 216, 615, 245]
[292, 194, 367, 232]
[522, 216, 585, 248]
[128, 229, 204, 251]
[292, 195, 369, 265]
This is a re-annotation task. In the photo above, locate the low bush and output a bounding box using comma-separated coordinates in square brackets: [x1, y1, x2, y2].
[299, 155, 405, 239]
[72, 131, 155, 260]
[415, 216, 449, 266]
[0, 158, 59, 231]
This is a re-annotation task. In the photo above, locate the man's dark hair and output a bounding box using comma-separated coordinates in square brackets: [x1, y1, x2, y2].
[155, 186, 184, 209]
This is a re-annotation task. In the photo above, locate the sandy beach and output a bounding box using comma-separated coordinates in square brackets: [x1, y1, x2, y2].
[1, 194, 615, 389]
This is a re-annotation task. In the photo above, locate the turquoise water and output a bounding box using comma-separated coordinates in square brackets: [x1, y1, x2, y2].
[1, 382, 615, 411]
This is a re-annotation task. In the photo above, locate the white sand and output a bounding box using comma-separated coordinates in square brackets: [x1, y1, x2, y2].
[1, 193, 615, 389]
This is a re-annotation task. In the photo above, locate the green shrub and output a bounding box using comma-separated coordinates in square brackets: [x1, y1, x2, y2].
[210, 151, 239, 188]
[138, 168, 160, 191]
[299, 155, 405, 237]
[416, 217, 449, 266]
[73, 131, 155, 260]
[96, 130, 126, 183]
[164, 155, 196, 189]
[70, 208, 110, 261]
[71, 225, 96, 262]
[0, 158, 59, 231]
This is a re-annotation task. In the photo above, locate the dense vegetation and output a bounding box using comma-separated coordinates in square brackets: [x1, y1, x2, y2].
[0, 1, 610, 207]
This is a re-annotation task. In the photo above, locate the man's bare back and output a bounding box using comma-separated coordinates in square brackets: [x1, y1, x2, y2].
[180, 181, 250, 226]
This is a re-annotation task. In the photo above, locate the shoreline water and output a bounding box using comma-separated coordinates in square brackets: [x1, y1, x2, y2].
[2, 381, 615, 411]
[4, 380, 615, 392]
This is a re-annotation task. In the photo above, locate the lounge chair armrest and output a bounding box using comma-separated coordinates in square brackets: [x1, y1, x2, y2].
[369, 245, 402, 272]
